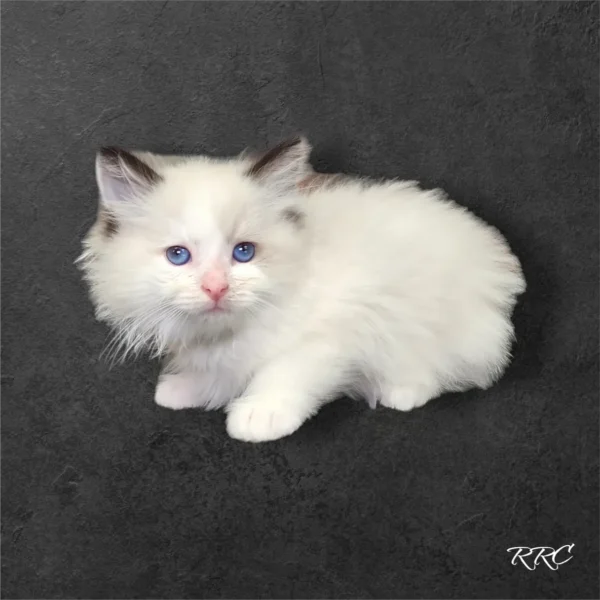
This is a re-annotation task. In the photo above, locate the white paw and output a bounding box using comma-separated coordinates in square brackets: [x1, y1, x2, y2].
[380, 385, 434, 412]
[226, 397, 307, 443]
[154, 373, 204, 410]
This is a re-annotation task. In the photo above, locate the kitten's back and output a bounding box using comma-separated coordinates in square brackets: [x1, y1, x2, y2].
[298, 177, 525, 390]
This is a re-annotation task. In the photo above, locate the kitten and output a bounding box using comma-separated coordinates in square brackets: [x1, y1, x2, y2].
[78, 138, 525, 443]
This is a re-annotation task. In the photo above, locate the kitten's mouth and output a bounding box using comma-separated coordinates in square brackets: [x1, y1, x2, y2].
[180, 303, 229, 317]
[206, 304, 228, 314]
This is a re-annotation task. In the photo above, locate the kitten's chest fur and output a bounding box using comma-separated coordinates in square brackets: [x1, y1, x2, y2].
[168, 311, 296, 408]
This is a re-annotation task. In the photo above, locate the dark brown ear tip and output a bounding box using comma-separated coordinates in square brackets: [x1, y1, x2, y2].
[247, 136, 312, 177]
[98, 146, 125, 164]
[285, 136, 309, 149]
[96, 147, 161, 184]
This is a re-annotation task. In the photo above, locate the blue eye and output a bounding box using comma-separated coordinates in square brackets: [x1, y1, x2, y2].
[166, 246, 191, 266]
[232, 242, 255, 263]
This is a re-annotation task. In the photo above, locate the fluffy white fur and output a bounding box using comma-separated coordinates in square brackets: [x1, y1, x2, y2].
[78, 139, 526, 443]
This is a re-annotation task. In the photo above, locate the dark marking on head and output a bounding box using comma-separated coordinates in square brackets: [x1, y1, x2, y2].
[282, 207, 305, 227]
[96, 209, 119, 238]
[99, 146, 162, 186]
[247, 137, 303, 178]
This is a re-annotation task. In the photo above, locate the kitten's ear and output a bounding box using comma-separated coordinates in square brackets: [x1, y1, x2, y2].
[96, 147, 162, 208]
[246, 137, 312, 194]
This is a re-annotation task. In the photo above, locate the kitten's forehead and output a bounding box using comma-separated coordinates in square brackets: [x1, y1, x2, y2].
[151, 161, 259, 235]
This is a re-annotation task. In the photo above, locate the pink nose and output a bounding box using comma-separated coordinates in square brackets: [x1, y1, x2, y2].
[201, 282, 229, 302]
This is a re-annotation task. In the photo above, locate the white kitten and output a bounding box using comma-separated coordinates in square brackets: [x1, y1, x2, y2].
[78, 138, 525, 443]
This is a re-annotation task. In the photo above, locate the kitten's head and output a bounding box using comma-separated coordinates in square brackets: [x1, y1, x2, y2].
[78, 138, 312, 358]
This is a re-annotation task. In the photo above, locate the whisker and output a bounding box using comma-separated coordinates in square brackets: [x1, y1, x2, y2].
[100, 300, 188, 365]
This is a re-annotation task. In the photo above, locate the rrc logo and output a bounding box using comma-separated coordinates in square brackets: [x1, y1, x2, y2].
[507, 544, 575, 571]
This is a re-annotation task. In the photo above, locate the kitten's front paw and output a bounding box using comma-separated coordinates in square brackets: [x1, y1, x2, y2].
[380, 385, 435, 412]
[155, 373, 204, 410]
[226, 397, 307, 443]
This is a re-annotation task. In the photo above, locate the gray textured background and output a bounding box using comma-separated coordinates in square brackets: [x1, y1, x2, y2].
[2, 2, 598, 598]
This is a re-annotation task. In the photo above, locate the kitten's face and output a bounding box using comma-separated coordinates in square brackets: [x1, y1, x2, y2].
[79, 139, 311, 355]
